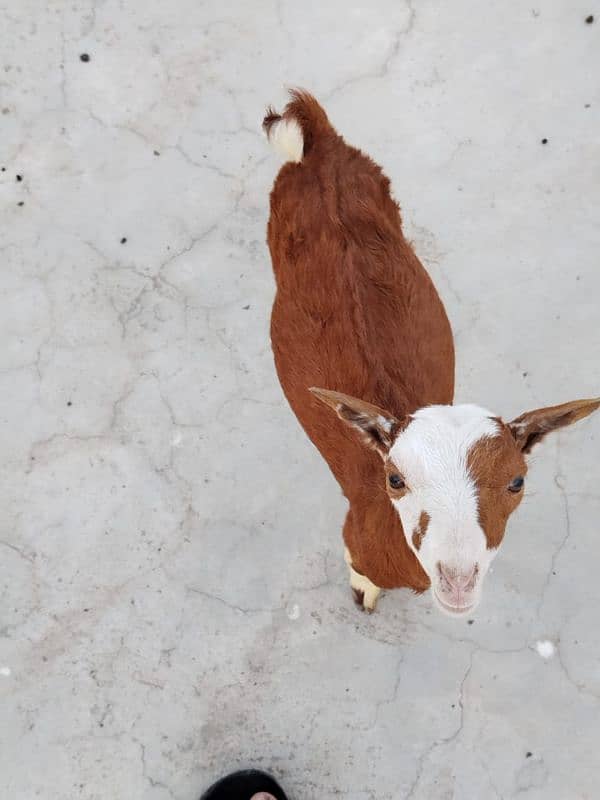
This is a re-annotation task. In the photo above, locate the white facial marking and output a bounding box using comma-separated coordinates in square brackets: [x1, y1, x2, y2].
[388, 404, 501, 614]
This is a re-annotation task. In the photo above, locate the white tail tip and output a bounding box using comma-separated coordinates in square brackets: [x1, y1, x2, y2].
[267, 117, 304, 163]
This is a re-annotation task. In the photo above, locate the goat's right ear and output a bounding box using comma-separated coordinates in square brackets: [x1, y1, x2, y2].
[309, 387, 402, 457]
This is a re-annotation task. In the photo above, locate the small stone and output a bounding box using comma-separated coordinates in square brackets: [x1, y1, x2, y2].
[536, 640, 555, 659]
[16, 174, 22, 182]
[67, 400, 72, 407]
[242, 304, 250, 310]
[153, 150, 160, 156]
[585, 15, 594, 24]
[526, 751, 533, 758]
[541, 138, 548, 144]
[80, 53, 90, 62]
[120, 237, 127, 244]
[467, 619, 474, 625]
[17, 201, 24, 206]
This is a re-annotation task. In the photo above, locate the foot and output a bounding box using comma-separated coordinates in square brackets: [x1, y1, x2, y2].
[345, 548, 381, 613]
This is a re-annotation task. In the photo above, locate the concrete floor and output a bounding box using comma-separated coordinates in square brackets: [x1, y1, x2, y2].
[1, 2, 599, 798]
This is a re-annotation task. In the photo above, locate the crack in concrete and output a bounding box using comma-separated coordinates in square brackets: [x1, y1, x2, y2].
[186, 585, 282, 616]
[405, 650, 473, 799]
[325, 0, 416, 100]
[536, 472, 571, 620]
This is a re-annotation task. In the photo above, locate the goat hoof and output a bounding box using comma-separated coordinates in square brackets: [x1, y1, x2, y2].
[352, 588, 377, 613]
[352, 588, 365, 608]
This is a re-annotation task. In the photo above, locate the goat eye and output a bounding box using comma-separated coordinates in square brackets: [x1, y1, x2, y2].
[388, 473, 405, 490]
[508, 476, 524, 493]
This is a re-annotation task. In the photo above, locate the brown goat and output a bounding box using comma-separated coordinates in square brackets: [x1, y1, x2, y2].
[264, 90, 599, 616]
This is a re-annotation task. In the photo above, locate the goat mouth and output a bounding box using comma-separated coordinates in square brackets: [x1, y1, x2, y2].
[433, 590, 475, 616]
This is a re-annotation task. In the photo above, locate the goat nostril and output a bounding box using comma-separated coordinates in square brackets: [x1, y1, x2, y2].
[438, 563, 478, 592]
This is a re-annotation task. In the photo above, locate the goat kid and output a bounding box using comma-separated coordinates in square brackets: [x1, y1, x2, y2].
[264, 90, 599, 617]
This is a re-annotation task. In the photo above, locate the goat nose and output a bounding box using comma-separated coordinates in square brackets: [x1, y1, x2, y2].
[438, 563, 478, 592]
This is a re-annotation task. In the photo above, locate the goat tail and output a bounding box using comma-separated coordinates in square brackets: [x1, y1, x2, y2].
[263, 89, 333, 164]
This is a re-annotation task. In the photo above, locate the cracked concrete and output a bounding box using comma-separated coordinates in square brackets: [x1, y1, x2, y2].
[1, 1, 599, 799]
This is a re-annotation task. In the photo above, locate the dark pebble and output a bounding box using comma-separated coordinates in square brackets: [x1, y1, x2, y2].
[120, 237, 127, 244]
[526, 751, 533, 758]
[1, 166, 5, 171]
[16, 174, 22, 181]
[585, 15, 594, 24]
[467, 619, 474, 625]
[67, 401, 72, 407]
[153, 150, 160, 156]
[541, 138, 548, 144]
[17, 201, 24, 206]
[242, 304, 250, 310]
[80, 53, 90, 62]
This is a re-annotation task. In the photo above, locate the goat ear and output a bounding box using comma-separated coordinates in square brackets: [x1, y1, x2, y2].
[508, 397, 600, 454]
[309, 387, 402, 456]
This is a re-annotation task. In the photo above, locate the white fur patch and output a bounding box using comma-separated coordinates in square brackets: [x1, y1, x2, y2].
[0, 666, 11, 677]
[536, 640, 555, 659]
[267, 118, 304, 163]
[286, 603, 300, 620]
[388, 404, 501, 610]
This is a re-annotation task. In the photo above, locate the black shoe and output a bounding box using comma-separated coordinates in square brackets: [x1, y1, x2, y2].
[199, 769, 289, 800]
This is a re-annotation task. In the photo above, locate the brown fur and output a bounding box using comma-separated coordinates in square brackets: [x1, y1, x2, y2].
[412, 511, 431, 552]
[467, 426, 527, 549]
[266, 91, 454, 592]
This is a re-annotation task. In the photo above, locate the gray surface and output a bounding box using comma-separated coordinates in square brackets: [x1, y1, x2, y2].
[1, 2, 599, 798]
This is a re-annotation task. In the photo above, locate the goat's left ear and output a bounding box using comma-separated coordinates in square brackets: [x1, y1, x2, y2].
[508, 397, 600, 453]
[309, 387, 402, 457]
